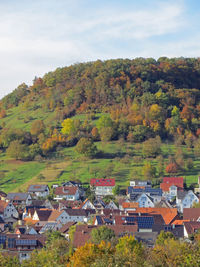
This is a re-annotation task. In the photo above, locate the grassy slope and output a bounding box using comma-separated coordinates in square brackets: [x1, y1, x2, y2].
[0, 140, 199, 193]
[0, 103, 199, 192]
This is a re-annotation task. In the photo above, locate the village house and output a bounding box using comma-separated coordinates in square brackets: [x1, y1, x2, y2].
[48, 209, 90, 224]
[130, 180, 151, 188]
[176, 190, 199, 213]
[0, 200, 18, 219]
[7, 193, 32, 206]
[127, 187, 162, 204]
[160, 177, 184, 201]
[0, 233, 46, 262]
[183, 221, 200, 238]
[183, 208, 200, 221]
[54, 186, 80, 201]
[90, 178, 115, 196]
[28, 185, 50, 198]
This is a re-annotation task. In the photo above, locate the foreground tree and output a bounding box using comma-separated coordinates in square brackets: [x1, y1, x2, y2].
[91, 226, 115, 244]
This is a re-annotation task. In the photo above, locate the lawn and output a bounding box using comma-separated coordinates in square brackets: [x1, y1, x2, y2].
[0, 139, 199, 193]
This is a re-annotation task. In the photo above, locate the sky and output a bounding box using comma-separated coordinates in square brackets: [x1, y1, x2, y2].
[0, 0, 200, 99]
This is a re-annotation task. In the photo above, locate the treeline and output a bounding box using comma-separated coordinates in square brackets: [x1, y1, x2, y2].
[1, 229, 200, 267]
[0, 58, 200, 161]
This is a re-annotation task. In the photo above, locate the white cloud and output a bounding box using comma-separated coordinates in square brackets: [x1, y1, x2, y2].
[0, 0, 191, 99]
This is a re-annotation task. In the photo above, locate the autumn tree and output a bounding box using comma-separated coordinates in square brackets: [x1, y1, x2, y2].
[75, 137, 97, 158]
[6, 140, 29, 160]
[142, 162, 156, 179]
[166, 162, 179, 174]
[30, 120, 45, 136]
[142, 136, 162, 158]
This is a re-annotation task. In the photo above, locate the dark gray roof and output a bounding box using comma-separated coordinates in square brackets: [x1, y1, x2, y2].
[177, 191, 187, 200]
[7, 193, 30, 201]
[128, 187, 162, 196]
[65, 209, 88, 216]
[28, 185, 49, 192]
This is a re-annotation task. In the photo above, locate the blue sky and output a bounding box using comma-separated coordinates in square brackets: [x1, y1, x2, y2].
[0, 0, 200, 98]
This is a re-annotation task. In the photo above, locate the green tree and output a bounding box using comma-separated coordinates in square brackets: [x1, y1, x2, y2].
[96, 114, 113, 130]
[156, 230, 175, 245]
[6, 140, 29, 160]
[75, 138, 97, 158]
[91, 226, 115, 244]
[112, 185, 120, 196]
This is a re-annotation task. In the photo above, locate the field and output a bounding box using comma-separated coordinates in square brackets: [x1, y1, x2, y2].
[0, 140, 199, 193]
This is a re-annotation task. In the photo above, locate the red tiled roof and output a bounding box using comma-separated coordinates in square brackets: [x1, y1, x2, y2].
[183, 208, 200, 221]
[163, 177, 184, 186]
[160, 183, 183, 192]
[122, 202, 139, 209]
[129, 207, 178, 225]
[90, 178, 115, 187]
[184, 221, 200, 235]
[55, 186, 78, 196]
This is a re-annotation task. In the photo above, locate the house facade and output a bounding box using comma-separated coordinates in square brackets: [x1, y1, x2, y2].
[28, 185, 50, 198]
[6, 193, 32, 206]
[176, 190, 199, 212]
[90, 178, 115, 196]
[54, 186, 80, 201]
[0, 200, 18, 219]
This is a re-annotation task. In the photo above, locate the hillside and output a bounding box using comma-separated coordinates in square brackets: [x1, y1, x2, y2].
[0, 57, 200, 192]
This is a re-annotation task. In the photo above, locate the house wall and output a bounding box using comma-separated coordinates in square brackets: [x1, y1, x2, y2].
[95, 186, 114, 196]
[4, 203, 18, 219]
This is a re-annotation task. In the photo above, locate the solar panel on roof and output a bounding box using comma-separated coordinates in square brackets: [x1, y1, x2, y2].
[96, 216, 103, 225]
[16, 239, 37, 246]
[137, 216, 154, 229]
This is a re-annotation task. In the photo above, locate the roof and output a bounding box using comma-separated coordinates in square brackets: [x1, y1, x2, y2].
[7, 193, 30, 201]
[48, 210, 63, 222]
[177, 190, 188, 200]
[73, 224, 138, 248]
[90, 178, 115, 187]
[127, 187, 162, 196]
[163, 177, 184, 186]
[55, 186, 78, 196]
[65, 209, 88, 216]
[35, 209, 52, 221]
[122, 202, 139, 209]
[59, 222, 76, 233]
[0, 191, 7, 197]
[128, 207, 178, 225]
[0, 200, 8, 213]
[184, 221, 200, 235]
[28, 185, 49, 192]
[183, 208, 200, 221]
[160, 183, 179, 192]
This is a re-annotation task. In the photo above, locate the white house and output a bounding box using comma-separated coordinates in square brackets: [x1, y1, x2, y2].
[28, 185, 50, 198]
[7, 193, 32, 206]
[48, 209, 89, 224]
[0, 200, 18, 219]
[90, 178, 115, 196]
[54, 186, 80, 201]
[176, 190, 199, 213]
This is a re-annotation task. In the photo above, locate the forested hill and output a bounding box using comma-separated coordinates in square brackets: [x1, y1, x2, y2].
[0, 58, 200, 192]
[1, 57, 200, 137]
